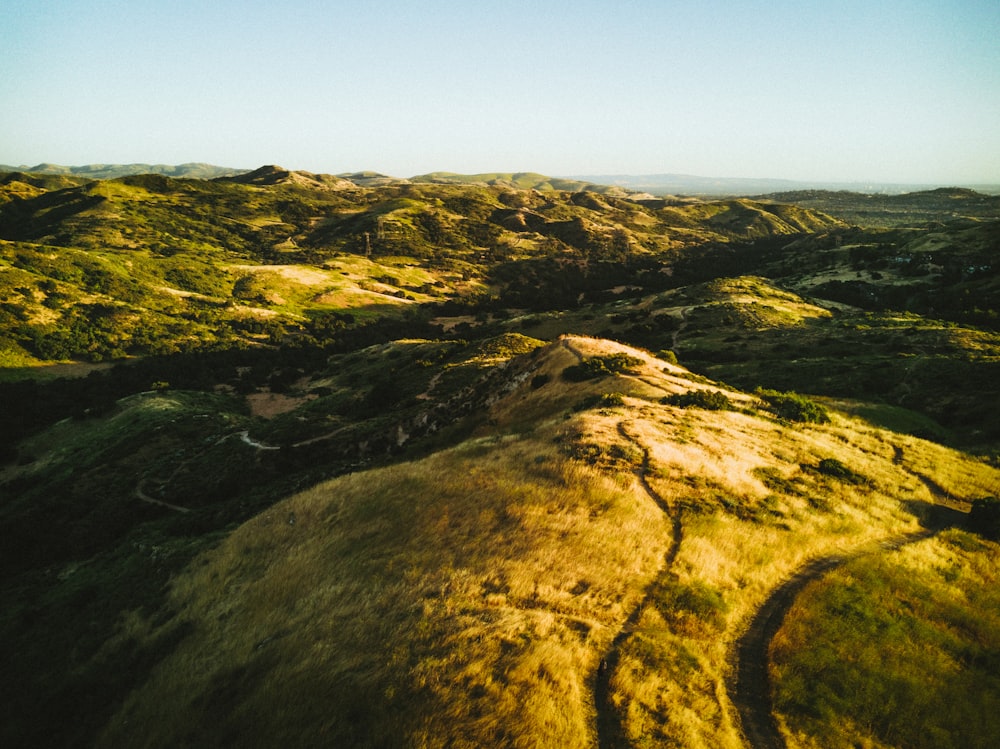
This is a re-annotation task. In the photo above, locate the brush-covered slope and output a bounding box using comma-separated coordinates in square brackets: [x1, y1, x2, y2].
[760, 187, 1000, 228]
[410, 171, 634, 196]
[70, 337, 997, 749]
[0, 170, 846, 367]
[0, 162, 247, 180]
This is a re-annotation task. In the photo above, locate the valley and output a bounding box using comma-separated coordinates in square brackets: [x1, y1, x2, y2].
[1, 166, 998, 748]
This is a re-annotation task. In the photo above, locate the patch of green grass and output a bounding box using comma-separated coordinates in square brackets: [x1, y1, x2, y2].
[651, 578, 729, 636]
[772, 532, 1000, 749]
[814, 457, 871, 486]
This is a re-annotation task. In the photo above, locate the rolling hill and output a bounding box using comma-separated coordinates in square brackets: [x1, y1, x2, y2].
[0, 162, 249, 180]
[1, 165, 999, 748]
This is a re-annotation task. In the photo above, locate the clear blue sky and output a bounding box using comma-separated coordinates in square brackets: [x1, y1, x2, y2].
[2, 0, 999, 183]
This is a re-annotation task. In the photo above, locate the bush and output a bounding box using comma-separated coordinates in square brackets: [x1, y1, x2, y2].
[662, 389, 734, 411]
[562, 353, 643, 382]
[816, 457, 870, 486]
[573, 392, 626, 412]
[968, 497, 1000, 540]
[757, 388, 830, 424]
[530, 374, 550, 389]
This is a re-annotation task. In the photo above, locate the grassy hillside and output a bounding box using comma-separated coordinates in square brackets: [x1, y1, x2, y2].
[45, 337, 994, 748]
[0, 162, 248, 180]
[2, 169, 999, 747]
[760, 187, 1000, 228]
[772, 529, 1000, 749]
[0, 167, 851, 369]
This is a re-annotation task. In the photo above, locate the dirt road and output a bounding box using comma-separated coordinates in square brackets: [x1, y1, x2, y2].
[729, 529, 936, 749]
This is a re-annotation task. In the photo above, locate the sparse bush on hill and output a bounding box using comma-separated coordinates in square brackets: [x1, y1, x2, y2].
[968, 497, 1000, 540]
[572, 392, 627, 412]
[814, 457, 871, 486]
[661, 389, 734, 411]
[562, 353, 643, 381]
[756, 388, 830, 424]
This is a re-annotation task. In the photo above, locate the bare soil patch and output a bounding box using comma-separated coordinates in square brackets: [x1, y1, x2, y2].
[245, 390, 316, 419]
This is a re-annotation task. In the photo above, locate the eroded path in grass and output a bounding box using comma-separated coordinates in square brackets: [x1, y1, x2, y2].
[595, 421, 684, 749]
[671, 306, 693, 351]
[729, 529, 937, 749]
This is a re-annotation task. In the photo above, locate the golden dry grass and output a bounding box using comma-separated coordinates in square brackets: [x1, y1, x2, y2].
[96, 336, 1000, 748]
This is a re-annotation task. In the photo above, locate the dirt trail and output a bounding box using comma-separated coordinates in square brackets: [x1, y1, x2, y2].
[560, 336, 586, 362]
[730, 442, 972, 747]
[237, 430, 280, 451]
[134, 479, 191, 513]
[415, 370, 443, 401]
[670, 306, 693, 351]
[729, 528, 936, 749]
[595, 422, 683, 749]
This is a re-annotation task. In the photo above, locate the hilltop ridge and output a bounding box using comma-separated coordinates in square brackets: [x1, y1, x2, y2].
[0, 162, 248, 180]
[7, 162, 997, 197]
[1, 165, 999, 749]
[10, 333, 992, 749]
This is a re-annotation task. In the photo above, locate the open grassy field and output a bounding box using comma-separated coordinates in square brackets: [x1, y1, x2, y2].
[772, 530, 1000, 749]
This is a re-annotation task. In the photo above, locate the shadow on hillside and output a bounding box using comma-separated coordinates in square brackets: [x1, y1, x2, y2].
[901, 499, 969, 531]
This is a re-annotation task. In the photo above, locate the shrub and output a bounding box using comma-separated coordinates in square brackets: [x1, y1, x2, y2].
[662, 390, 734, 411]
[968, 497, 1000, 540]
[815, 457, 870, 486]
[573, 392, 626, 412]
[752, 466, 802, 496]
[562, 353, 643, 382]
[756, 388, 830, 424]
[530, 374, 550, 389]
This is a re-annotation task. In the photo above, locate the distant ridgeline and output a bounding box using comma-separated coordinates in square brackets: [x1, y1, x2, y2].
[0, 162, 998, 448]
[0, 162, 250, 180]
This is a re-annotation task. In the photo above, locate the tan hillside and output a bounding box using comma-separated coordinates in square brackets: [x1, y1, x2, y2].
[96, 337, 998, 748]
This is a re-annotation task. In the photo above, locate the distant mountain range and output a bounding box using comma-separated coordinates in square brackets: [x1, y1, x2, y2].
[568, 173, 1000, 197]
[0, 162, 248, 180]
[2, 162, 998, 197]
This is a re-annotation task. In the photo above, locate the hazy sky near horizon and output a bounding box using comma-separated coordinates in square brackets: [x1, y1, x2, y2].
[2, 0, 999, 183]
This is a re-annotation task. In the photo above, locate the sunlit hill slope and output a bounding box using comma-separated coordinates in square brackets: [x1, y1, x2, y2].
[88, 337, 999, 748]
[1, 166, 1000, 748]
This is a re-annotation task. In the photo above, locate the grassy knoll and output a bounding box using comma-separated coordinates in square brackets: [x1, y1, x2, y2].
[98, 429, 673, 748]
[81, 338, 999, 748]
[772, 530, 1000, 749]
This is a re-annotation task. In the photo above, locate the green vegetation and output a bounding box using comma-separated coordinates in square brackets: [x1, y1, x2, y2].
[562, 353, 644, 381]
[968, 497, 1000, 540]
[756, 388, 831, 424]
[662, 389, 735, 411]
[1, 167, 999, 748]
[772, 531, 1000, 749]
[815, 457, 871, 486]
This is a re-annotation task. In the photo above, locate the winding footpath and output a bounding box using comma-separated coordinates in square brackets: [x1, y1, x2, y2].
[595, 422, 684, 749]
[729, 528, 937, 749]
[729, 450, 971, 747]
